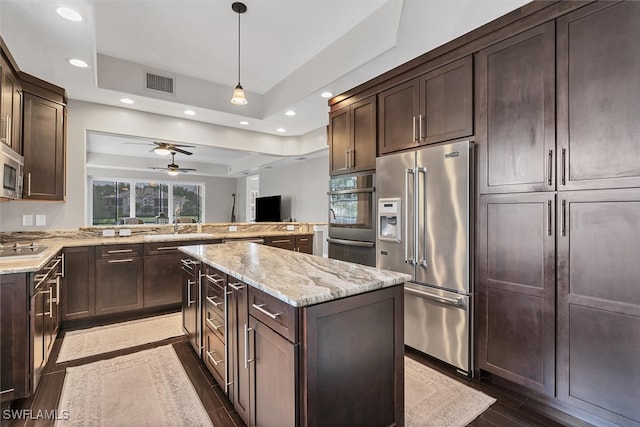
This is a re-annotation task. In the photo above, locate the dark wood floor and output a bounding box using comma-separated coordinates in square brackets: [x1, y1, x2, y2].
[4, 318, 596, 427]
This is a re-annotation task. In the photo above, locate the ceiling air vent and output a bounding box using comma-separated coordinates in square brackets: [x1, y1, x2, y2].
[145, 72, 175, 95]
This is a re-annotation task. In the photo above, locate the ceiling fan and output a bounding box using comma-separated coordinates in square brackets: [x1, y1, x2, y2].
[150, 141, 194, 156]
[150, 152, 196, 176]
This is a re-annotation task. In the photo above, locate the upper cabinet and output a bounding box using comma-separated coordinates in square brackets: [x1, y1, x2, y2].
[557, 1, 640, 191]
[329, 96, 376, 175]
[378, 56, 473, 155]
[476, 22, 556, 194]
[0, 49, 22, 154]
[21, 81, 66, 201]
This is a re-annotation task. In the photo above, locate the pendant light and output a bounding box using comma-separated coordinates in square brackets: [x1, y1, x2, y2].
[230, 2, 248, 105]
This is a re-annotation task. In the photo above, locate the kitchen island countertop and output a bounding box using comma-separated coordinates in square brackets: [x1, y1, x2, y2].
[180, 242, 411, 307]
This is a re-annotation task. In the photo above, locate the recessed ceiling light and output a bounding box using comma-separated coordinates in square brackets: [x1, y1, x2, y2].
[56, 7, 82, 22]
[120, 98, 134, 105]
[320, 92, 333, 98]
[184, 110, 196, 116]
[276, 128, 286, 133]
[239, 121, 249, 125]
[67, 58, 88, 68]
[285, 110, 296, 116]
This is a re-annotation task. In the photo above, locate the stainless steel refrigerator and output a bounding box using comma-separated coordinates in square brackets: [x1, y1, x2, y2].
[376, 140, 473, 375]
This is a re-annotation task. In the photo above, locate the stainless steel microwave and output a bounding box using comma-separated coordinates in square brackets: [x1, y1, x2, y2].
[1, 143, 23, 200]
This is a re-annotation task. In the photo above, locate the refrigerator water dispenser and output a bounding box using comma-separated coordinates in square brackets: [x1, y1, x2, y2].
[378, 198, 401, 242]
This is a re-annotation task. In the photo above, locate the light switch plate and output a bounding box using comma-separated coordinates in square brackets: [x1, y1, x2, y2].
[22, 214, 33, 226]
[228, 225, 238, 232]
[35, 215, 46, 226]
[102, 229, 116, 237]
[286, 225, 295, 231]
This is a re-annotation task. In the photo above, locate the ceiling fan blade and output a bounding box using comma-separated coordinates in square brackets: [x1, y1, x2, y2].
[153, 141, 195, 148]
[172, 147, 193, 156]
[179, 168, 196, 172]
[149, 167, 168, 170]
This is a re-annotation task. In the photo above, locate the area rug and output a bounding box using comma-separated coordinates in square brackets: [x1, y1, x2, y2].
[56, 312, 183, 363]
[405, 356, 496, 426]
[55, 345, 213, 427]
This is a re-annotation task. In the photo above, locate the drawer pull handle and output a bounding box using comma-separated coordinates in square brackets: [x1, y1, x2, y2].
[206, 318, 223, 331]
[108, 258, 133, 263]
[206, 296, 223, 307]
[206, 350, 223, 366]
[252, 303, 282, 320]
[107, 249, 134, 254]
[228, 282, 245, 291]
[271, 239, 291, 244]
[156, 246, 179, 251]
[205, 274, 223, 284]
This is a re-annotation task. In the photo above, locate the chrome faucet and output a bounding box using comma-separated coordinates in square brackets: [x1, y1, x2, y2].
[174, 206, 181, 233]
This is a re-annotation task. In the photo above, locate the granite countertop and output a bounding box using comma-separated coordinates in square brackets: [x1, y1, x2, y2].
[180, 242, 411, 307]
[0, 230, 315, 274]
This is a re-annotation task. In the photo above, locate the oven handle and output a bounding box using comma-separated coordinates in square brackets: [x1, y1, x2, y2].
[327, 238, 375, 248]
[327, 187, 375, 195]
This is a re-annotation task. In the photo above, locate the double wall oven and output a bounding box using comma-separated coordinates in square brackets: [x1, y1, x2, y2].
[327, 172, 376, 267]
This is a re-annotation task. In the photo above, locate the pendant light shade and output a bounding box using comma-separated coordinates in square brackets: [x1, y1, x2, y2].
[230, 2, 248, 105]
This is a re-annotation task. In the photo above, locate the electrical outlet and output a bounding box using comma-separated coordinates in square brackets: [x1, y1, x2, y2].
[22, 214, 33, 226]
[102, 229, 116, 237]
[35, 215, 46, 226]
[228, 225, 238, 232]
[118, 229, 131, 237]
[286, 225, 295, 231]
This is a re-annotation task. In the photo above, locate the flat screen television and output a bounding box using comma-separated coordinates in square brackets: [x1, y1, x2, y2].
[255, 195, 281, 222]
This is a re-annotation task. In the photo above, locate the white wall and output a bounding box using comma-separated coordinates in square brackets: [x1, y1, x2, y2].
[257, 155, 329, 223]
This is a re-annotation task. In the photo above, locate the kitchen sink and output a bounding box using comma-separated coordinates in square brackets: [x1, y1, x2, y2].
[143, 233, 215, 241]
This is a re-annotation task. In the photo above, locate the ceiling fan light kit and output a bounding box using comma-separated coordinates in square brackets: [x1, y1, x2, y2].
[230, 2, 248, 105]
[149, 151, 196, 175]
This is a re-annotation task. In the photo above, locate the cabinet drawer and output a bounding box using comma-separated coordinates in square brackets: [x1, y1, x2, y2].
[144, 239, 221, 256]
[296, 235, 313, 254]
[249, 287, 298, 343]
[263, 236, 296, 251]
[97, 244, 143, 259]
[203, 328, 226, 386]
[204, 300, 225, 341]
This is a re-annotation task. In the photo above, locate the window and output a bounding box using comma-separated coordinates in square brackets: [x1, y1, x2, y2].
[90, 178, 204, 225]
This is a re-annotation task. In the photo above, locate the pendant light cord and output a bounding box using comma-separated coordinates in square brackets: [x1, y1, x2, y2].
[237, 10, 241, 85]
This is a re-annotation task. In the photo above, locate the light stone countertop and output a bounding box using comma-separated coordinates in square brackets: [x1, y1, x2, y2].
[180, 242, 412, 307]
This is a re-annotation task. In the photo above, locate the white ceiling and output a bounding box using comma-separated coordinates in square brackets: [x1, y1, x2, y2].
[0, 0, 529, 175]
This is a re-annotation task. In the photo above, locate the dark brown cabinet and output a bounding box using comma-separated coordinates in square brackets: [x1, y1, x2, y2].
[329, 96, 376, 175]
[476, 193, 556, 397]
[557, 1, 640, 191]
[263, 234, 313, 253]
[181, 257, 200, 355]
[556, 189, 640, 425]
[0, 54, 22, 154]
[378, 56, 473, 155]
[21, 92, 65, 200]
[62, 246, 95, 321]
[476, 22, 555, 194]
[95, 244, 143, 315]
[201, 266, 228, 389]
[228, 277, 249, 422]
[0, 273, 29, 402]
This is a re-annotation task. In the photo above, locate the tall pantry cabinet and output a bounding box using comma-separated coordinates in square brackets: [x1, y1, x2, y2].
[475, 2, 640, 425]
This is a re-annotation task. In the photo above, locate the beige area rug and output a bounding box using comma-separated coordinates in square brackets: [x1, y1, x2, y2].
[55, 345, 213, 427]
[56, 313, 183, 363]
[405, 357, 496, 426]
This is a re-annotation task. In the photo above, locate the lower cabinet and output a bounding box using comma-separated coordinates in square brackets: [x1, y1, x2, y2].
[263, 234, 313, 253]
[62, 246, 95, 321]
[0, 274, 29, 402]
[181, 258, 200, 355]
[95, 244, 144, 315]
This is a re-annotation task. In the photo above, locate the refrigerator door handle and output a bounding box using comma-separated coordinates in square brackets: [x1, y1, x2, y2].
[405, 285, 467, 309]
[417, 166, 428, 268]
[405, 168, 415, 265]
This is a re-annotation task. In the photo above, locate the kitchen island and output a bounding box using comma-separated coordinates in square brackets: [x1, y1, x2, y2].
[180, 242, 410, 427]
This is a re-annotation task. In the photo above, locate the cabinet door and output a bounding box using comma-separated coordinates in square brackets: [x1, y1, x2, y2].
[62, 246, 95, 321]
[0, 274, 29, 402]
[95, 256, 143, 315]
[144, 252, 182, 307]
[418, 56, 473, 145]
[181, 259, 199, 353]
[476, 193, 556, 396]
[295, 235, 313, 254]
[557, 2, 640, 191]
[557, 189, 640, 425]
[329, 107, 350, 175]
[476, 22, 555, 194]
[249, 316, 297, 427]
[378, 79, 420, 155]
[263, 236, 296, 251]
[22, 93, 65, 200]
[350, 96, 376, 172]
[31, 286, 46, 392]
[229, 280, 250, 423]
[0, 62, 22, 154]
